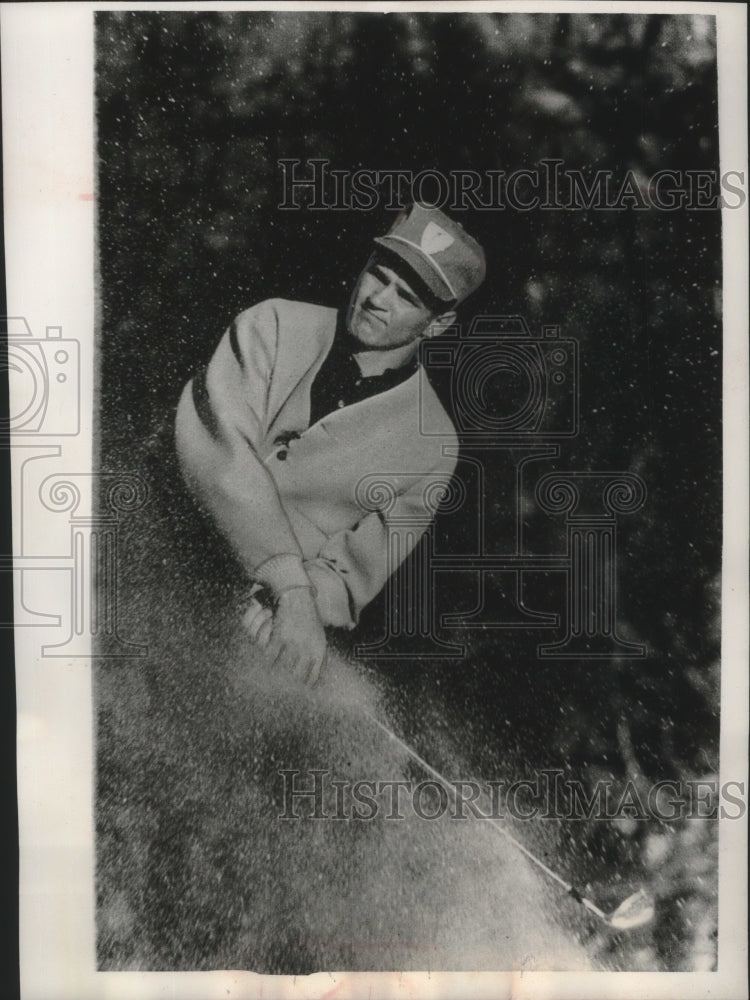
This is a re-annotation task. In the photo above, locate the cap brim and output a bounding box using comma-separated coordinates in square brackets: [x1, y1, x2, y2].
[373, 236, 456, 304]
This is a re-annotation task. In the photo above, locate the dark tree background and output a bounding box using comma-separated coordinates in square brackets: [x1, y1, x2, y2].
[95, 11, 722, 973]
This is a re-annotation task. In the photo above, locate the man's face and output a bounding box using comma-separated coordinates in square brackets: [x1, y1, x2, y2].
[346, 255, 440, 351]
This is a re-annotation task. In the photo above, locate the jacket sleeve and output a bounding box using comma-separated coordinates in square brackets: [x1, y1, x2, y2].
[303, 459, 457, 629]
[174, 301, 312, 594]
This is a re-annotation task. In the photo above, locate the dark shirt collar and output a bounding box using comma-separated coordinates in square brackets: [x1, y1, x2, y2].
[307, 310, 419, 427]
[333, 310, 419, 381]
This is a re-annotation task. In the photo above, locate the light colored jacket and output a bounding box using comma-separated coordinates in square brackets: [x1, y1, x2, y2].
[175, 298, 458, 628]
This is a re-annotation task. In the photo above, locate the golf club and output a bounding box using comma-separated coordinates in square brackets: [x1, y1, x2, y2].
[365, 711, 655, 932]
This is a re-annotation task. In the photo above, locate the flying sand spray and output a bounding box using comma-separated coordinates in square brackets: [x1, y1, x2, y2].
[364, 712, 655, 932]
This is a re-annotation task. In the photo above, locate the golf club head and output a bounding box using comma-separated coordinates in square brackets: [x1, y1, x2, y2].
[607, 888, 655, 930]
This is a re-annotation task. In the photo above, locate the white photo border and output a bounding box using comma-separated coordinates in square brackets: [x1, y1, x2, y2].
[3, 2, 747, 998]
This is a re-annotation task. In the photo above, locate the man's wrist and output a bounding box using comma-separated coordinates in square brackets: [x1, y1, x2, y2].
[277, 585, 323, 624]
[252, 552, 312, 595]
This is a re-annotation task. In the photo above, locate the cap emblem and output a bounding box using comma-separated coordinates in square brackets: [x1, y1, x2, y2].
[420, 222, 454, 256]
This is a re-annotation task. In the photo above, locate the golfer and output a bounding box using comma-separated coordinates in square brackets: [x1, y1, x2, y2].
[175, 203, 486, 683]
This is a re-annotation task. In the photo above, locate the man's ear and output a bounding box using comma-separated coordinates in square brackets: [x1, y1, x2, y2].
[425, 309, 457, 338]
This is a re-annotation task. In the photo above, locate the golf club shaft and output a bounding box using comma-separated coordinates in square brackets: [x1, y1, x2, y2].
[365, 711, 608, 923]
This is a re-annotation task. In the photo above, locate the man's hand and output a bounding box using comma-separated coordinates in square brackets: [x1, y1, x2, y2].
[242, 587, 327, 685]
